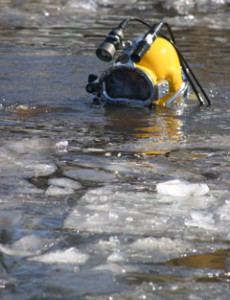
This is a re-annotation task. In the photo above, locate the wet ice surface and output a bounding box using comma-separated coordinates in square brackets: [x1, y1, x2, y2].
[0, 0, 230, 299]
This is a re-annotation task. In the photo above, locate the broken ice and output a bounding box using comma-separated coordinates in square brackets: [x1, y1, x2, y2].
[156, 179, 209, 197]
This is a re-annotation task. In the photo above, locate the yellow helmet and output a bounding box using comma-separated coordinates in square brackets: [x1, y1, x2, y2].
[86, 19, 211, 107]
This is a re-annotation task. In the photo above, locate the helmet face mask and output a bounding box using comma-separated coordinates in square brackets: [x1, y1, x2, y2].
[99, 65, 155, 107]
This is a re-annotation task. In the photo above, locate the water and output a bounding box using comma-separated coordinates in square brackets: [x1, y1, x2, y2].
[0, 0, 229, 299]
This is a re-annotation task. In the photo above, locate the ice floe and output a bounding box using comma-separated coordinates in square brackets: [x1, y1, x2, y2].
[0, 138, 69, 193]
[45, 177, 82, 196]
[64, 168, 118, 183]
[0, 234, 45, 257]
[156, 179, 209, 197]
[28, 247, 89, 264]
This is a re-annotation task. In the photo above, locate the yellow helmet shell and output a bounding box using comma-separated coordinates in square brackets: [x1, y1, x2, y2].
[135, 37, 183, 105]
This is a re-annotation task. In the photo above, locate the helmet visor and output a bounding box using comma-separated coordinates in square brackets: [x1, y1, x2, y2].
[100, 66, 154, 106]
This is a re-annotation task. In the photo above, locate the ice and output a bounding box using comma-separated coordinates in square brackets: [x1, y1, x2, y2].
[53, 140, 68, 152]
[28, 247, 89, 265]
[0, 158, 57, 179]
[0, 138, 70, 194]
[26, 162, 57, 177]
[107, 251, 126, 263]
[64, 0, 97, 12]
[12, 234, 43, 252]
[46, 177, 82, 196]
[2, 138, 67, 156]
[0, 235, 43, 257]
[45, 185, 75, 196]
[94, 236, 194, 265]
[184, 211, 217, 234]
[156, 179, 209, 197]
[64, 182, 230, 248]
[48, 177, 82, 190]
[64, 185, 202, 236]
[216, 200, 230, 222]
[64, 168, 118, 183]
[162, 0, 226, 14]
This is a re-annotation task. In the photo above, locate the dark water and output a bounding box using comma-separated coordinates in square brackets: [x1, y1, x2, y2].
[0, 0, 230, 299]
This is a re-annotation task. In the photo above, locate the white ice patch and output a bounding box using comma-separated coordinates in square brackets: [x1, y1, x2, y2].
[53, 140, 68, 152]
[107, 251, 126, 263]
[45, 186, 75, 196]
[26, 162, 57, 177]
[0, 234, 45, 257]
[129, 237, 192, 262]
[64, 183, 226, 242]
[156, 179, 209, 197]
[48, 178, 82, 190]
[64, 186, 183, 235]
[216, 200, 230, 222]
[64, 0, 97, 12]
[46, 177, 82, 196]
[0, 138, 69, 181]
[29, 247, 89, 265]
[2, 138, 68, 156]
[185, 211, 216, 230]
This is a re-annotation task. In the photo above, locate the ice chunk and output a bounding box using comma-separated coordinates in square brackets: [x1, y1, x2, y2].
[216, 200, 230, 222]
[64, 0, 97, 12]
[53, 140, 68, 152]
[129, 237, 192, 262]
[29, 248, 89, 264]
[0, 234, 59, 258]
[26, 162, 57, 177]
[3, 138, 52, 155]
[45, 185, 75, 196]
[46, 177, 82, 195]
[64, 168, 117, 183]
[12, 234, 43, 254]
[156, 179, 209, 197]
[107, 251, 126, 263]
[185, 211, 215, 230]
[48, 178, 82, 190]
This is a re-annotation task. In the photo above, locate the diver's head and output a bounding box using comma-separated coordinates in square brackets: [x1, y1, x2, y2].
[85, 18, 211, 107]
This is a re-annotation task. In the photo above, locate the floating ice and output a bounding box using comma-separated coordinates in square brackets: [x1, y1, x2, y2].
[45, 186, 75, 196]
[107, 251, 126, 263]
[27, 162, 57, 177]
[3, 138, 54, 155]
[53, 140, 68, 152]
[216, 200, 230, 222]
[29, 248, 89, 264]
[0, 235, 43, 257]
[48, 178, 82, 190]
[0, 138, 70, 180]
[64, 0, 97, 12]
[64, 168, 117, 183]
[64, 185, 182, 235]
[129, 237, 193, 263]
[46, 177, 82, 196]
[156, 179, 209, 197]
[185, 211, 216, 230]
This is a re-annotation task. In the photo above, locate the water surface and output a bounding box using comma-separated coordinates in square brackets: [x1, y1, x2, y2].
[0, 0, 230, 299]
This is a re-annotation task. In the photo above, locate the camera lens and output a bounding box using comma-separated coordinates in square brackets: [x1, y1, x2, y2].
[96, 42, 116, 62]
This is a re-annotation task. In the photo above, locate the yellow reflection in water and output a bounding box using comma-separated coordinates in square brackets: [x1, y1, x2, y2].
[166, 249, 228, 271]
[104, 106, 186, 156]
[134, 107, 184, 141]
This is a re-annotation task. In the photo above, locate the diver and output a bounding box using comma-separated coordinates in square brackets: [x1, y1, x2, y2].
[86, 18, 211, 108]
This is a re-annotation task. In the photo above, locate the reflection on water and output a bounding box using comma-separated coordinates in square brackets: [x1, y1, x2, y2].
[166, 249, 229, 271]
[0, 0, 229, 299]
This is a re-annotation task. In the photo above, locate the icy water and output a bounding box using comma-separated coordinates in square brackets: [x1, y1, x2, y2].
[0, 0, 230, 299]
